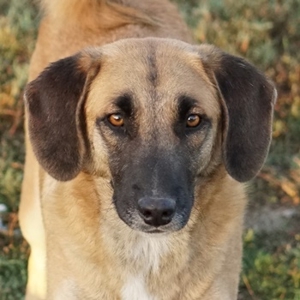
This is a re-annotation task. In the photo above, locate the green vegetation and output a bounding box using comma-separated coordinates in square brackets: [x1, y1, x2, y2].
[0, 0, 37, 299]
[241, 230, 300, 299]
[0, 0, 299, 299]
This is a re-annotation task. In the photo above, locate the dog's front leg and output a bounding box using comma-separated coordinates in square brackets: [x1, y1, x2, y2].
[19, 142, 47, 300]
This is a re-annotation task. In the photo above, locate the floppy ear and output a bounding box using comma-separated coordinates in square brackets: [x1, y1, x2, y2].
[198, 45, 276, 182]
[24, 51, 100, 181]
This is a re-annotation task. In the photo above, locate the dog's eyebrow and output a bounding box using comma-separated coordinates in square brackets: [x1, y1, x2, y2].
[177, 95, 197, 119]
[114, 94, 134, 116]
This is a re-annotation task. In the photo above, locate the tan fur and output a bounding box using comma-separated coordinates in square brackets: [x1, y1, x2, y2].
[20, 1, 268, 299]
[40, 0, 158, 29]
[28, 0, 192, 79]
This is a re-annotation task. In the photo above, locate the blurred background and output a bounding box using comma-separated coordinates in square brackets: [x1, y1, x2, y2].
[0, 0, 299, 299]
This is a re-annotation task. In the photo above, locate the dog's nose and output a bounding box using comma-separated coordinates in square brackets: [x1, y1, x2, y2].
[137, 197, 176, 227]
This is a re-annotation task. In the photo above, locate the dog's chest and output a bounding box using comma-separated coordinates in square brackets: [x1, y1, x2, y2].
[120, 236, 170, 300]
[121, 275, 156, 300]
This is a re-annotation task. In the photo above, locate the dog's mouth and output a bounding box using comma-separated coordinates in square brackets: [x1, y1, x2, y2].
[135, 223, 174, 233]
[144, 228, 164, 234]
[149, 230, 162, 234]
[129, 222, 182, 234]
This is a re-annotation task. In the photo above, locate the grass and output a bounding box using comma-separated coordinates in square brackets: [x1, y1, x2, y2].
[241, 230, 300, 299]
[0, 0, 299, 299]
[0, 0, 37, 298]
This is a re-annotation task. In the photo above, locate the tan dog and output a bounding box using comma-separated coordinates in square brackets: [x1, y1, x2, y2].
[19, 1, 276, 299]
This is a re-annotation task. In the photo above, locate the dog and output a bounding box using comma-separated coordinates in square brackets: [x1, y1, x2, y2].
[19, 0, 276, 299]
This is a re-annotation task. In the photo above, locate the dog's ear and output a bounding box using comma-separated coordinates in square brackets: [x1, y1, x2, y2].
[198, 45, 276, 182]
[24, 51, 100, 181]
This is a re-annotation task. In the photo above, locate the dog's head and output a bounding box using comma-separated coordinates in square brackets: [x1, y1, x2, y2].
[25, 38, 276, 233]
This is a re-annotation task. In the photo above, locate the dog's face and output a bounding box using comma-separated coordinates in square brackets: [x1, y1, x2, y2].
[25, 38, 276, 233]
[87, 42, 221, 232]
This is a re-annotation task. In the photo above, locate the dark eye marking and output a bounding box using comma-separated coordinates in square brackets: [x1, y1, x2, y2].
[178, 95, 197, 121]
[96, 94, 133, 125]
[114, 94, 133, 117]
[96, 93, 137, 138]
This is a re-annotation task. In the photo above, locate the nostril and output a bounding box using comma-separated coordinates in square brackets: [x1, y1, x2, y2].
[143, 209, 152, 220]
[162, 209, 173, 218]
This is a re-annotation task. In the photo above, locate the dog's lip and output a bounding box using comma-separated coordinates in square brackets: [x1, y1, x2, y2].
[132, 223, 169, 234]
[146, 228, 164, 234]
[139, 228, 171, 237]
[138, 225, 175, 234]
[137, 225, 165, 233]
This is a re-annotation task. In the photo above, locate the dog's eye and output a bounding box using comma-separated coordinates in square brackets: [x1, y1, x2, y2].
[186, 114, 201, 128]
[108, 113, 124, 127]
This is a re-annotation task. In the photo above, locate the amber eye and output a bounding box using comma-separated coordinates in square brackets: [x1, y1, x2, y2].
[108, 113, 124, 127]
[186, 114, 201, 128]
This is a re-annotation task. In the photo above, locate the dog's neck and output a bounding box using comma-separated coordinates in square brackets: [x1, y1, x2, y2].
[59, 168, 245, 299]
[99, 209, 191, 299]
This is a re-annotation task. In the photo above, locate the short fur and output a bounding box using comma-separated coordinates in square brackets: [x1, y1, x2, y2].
[20, 1, 276, 300]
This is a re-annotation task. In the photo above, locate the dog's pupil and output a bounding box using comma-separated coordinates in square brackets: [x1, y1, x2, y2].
[109, 114, 124, 126]
[187, 114, 200, 127]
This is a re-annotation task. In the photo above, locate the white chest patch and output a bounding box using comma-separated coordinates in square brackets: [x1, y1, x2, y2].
[121, 235, 170, 300]
[130, 235, 170, 273]
[121, 275, 156, 300]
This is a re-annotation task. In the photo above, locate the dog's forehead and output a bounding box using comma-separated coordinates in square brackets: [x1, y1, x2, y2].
[87, 39, 220, 118]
